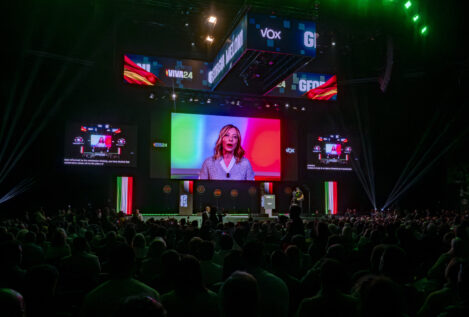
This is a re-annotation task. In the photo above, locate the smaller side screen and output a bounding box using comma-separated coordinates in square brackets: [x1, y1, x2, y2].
[307, 134, 352, 171]
[64, 123, 137, 167]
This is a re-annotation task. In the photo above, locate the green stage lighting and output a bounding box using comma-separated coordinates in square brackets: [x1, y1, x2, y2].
[412, 14, 419, 22]
[420, 26, 428, 35]
[404, 1, 412, 9]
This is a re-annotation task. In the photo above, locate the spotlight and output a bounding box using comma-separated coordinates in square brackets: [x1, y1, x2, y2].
[191, 42, 195, 46]
[420, 26, 428, 35]
[301, 107, 306, 111]
[206, 35, 214, 43]
[331, 41, 336, 46]
[285, 103, 290, 108]
[148, 92, 156, 100]
[404, 1, 412, 9]
[236, 100, 241, 106]
[207, 98, 211, 104]
[412, 15, 420, 22]
[185, 22, 189, 27]
[208, 16, 217, 24]
[265, 104, 271, 108]
[171, 93, 177, 100]
[292, 106, 298, 110]
[189, 97, 193, 102]
[194, 98, 199, 102]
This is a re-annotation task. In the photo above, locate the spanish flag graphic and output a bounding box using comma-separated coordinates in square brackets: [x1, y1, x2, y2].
[303, 75, 337, 100]
[123, 55, 163, 86]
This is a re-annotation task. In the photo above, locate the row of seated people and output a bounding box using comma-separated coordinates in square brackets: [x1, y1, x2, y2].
[1, 206, 469, 317]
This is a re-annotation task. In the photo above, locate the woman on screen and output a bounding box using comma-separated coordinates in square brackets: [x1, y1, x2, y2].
[199, 124, 255, 180]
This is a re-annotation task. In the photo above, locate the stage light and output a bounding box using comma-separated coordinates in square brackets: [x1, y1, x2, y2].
[191, 42, 195, 46]
[236, 100, 241, 106]
[265, 104, 271, 108]
[208, 16, 217, 24]
[404, 1, 412, 9]
[148, 92, 155, 100]
[185, 22, 189, 27]
[292, 106, 298, 110]
[285, 103, 290, 108]
[189, 97, 193, 102]
[171, 93, 177, 100]
[207, 98, 211, 104]
[206, 35, 214, 43]
[331, 41, 336, 46]
[412, 15, 420, 22]
[301, 107, 306, 111]
[420, 26, 428, 35]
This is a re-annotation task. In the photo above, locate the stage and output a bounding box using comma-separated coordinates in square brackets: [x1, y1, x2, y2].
[141, 213, 324, 227]
[142, 213, 280, 225]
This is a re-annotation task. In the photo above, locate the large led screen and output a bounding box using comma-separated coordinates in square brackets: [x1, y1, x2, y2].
[64, 123, 137, 167]
[171, 113, 280, 181]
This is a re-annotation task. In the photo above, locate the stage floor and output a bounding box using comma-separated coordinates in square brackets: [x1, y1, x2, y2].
[141, 213, 281, 226]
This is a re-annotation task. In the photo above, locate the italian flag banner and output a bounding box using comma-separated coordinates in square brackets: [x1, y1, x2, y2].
[117, 176, 133, 215]
[324, 181, 337, 215]
[263, 182, 273, 194]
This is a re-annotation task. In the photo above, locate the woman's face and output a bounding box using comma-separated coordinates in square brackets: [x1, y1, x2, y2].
[222, 128, 239, 153]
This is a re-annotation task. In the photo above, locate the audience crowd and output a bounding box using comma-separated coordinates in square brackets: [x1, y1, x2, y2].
[1, 205, 469, 317]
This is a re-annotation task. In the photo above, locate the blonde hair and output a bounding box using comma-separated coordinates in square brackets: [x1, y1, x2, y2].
[213, 124, 245, 163]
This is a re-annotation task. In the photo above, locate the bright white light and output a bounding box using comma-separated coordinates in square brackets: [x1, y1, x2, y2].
[208, 16, 217, 24]
[171, 93, 177, 100]
[206, 35, 214, 43]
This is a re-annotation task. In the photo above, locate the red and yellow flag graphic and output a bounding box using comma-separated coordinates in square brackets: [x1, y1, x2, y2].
[303, 75, 337, 100]
[123, 55, 163, 86]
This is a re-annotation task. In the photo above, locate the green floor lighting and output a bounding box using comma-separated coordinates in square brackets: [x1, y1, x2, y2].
[420, 26, 428, 35]
[404, 1, 412, 9]
[412, 15, 419, 22]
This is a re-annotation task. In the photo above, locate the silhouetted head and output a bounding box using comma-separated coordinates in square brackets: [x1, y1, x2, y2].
[108, 242, 135, 278]
[116, 295, 166, 317]
[175, 255, 204, 292]
[199, 240, 215, 261]
[148, 238, 166, 258]
[243, 240, 264, 268]
[222, 250, 244, 280]
[219, 234, 234, 251]
[356, 275, 403, 317]
[0, 288, 25, 317]
[220, 271, 259, 317]
[320, 258, 348, 292]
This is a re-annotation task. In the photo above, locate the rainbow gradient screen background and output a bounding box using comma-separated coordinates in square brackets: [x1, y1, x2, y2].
[171, 113, 281, 180]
